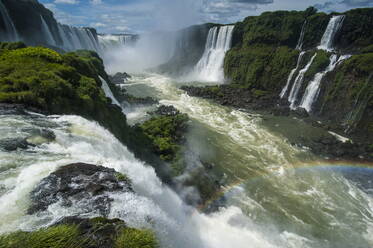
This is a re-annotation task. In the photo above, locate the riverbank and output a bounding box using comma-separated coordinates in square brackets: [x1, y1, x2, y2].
[181, 84, 372, 162]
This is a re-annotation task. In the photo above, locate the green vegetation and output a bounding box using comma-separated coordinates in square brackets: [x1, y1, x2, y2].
[0, 46, 108, 114]
[0, 218, 158, 248]
[304, 50, 330, 79]
[139, 114, 188, 162]
[0, 225, 85, 248]
[115, 228, 158, 248]
[319, 53, 373, 139]
[115, 172, 131, 183]
[225, 45, 299, 91]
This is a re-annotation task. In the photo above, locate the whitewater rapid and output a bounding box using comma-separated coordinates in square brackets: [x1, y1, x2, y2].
[1, 73, 372, 248]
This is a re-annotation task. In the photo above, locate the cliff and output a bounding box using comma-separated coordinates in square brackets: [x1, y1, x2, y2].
[0, 0, 101, 52]
[223, 7, 373, 141]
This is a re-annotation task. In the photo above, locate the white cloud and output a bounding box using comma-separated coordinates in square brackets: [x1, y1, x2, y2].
[54, 0, 79, 4]
[90, 0, 103, 5]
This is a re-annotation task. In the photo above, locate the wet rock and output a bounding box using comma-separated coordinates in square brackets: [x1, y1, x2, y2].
[0, 137, 32, 151]
[109, 72, 132, 84]
[153, 105, 180, 116]
[0, 103, 46, 116]
[28, 163, 133, 216]
[124, 94, 158, 105]
[291, 107, 309, 118]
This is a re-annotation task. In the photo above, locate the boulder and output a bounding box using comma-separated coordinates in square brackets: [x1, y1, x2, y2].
[28, 163, 133, 216]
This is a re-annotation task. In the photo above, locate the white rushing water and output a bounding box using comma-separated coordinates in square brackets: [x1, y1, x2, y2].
[99, 76, 122, 107]
[280, 51, 305, 98]
[299, 54, 351, 112]
[1, 73, 373, 247]
[98, 34, 135, 50]
[318, 16, 345, 52]
[122, 73, 373, 248]
[40, 15, 56, 46]
[288, 53, 317, 109]
[296, 21, 307, 50]
[0, 113, 304, 248]
[0, 0, 18, 42]
[192, 25, 234, 82]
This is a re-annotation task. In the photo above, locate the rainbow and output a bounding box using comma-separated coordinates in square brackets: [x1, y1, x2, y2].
[198, 160, 373, 211]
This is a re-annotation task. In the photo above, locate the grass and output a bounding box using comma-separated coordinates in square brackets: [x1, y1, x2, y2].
[115, 228, 158, 248]
[0, 225, 86, 248]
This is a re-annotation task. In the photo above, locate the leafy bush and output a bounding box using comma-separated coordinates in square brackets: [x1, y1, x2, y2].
[139, 114, 188, 162]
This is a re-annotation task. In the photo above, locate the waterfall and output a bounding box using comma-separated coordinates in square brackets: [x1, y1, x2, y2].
[318, 15, 345, 52]
[288, 53, 317, 109]
[57, 24, 73, 51]
[40, 15, 56, 46]
[280, 51, 305, 98]
[295, 21, 307, 50]
[99, 76, 121, 107]
[0, 0, 19, 42]
[193, 25, 234, 82]
[98, 34, 134, 50]
[299, 54, 351, 112]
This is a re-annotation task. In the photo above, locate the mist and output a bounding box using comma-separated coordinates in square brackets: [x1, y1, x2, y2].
[102, 0, 202, 74]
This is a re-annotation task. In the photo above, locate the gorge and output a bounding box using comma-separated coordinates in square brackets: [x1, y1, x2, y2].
[0, 0, 372, 248]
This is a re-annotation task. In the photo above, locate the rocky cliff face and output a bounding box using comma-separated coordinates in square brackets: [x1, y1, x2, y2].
[224, 7, 373, 141]
[0, 0, 101, 52]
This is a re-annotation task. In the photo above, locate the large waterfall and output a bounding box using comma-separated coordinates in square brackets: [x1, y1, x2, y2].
[40, 15, 56, 46]
[193, 25, 234, 82]
[0, 0, 18, 42]
[318, 15, 345, 51]
[98, 34, 136, 50]
[56, 24, 101, 52]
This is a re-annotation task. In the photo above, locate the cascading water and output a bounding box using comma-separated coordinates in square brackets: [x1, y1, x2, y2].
[318, 15, 345, 52]
[299, 54, 351, 112]
[295, 21, 307, 50]
[119, 73, 373, 248]
[280, 51, 305, 98]
[288, 53, 317, 109]
[98, 34, 134, 50]
[0, 0, 18, 42]
[193, 25, 234, 82]
[40, 15, 56, 46]
[99, 76, 121, 107]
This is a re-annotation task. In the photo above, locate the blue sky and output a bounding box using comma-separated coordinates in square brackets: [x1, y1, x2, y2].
[39, 0, 373, 34]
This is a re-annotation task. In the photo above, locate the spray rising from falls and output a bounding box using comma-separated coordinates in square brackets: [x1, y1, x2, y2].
[193, 25, 234, 82]
[0, 0, 18, 42]
[318, 15, 345, 52]
[299, 54, 351, 112]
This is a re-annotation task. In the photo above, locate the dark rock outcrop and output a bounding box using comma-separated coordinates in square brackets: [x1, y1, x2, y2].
[28, 163, 133, 216]
[109, 72, 132, 84]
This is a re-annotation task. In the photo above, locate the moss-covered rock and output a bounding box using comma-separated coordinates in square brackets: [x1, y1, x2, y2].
[139, 111, 188, 162]
[317, 53, 373, 140]
[0, 43, 166, 179]
[0, 217, 158, 248]
[225, 45, 300, 91]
